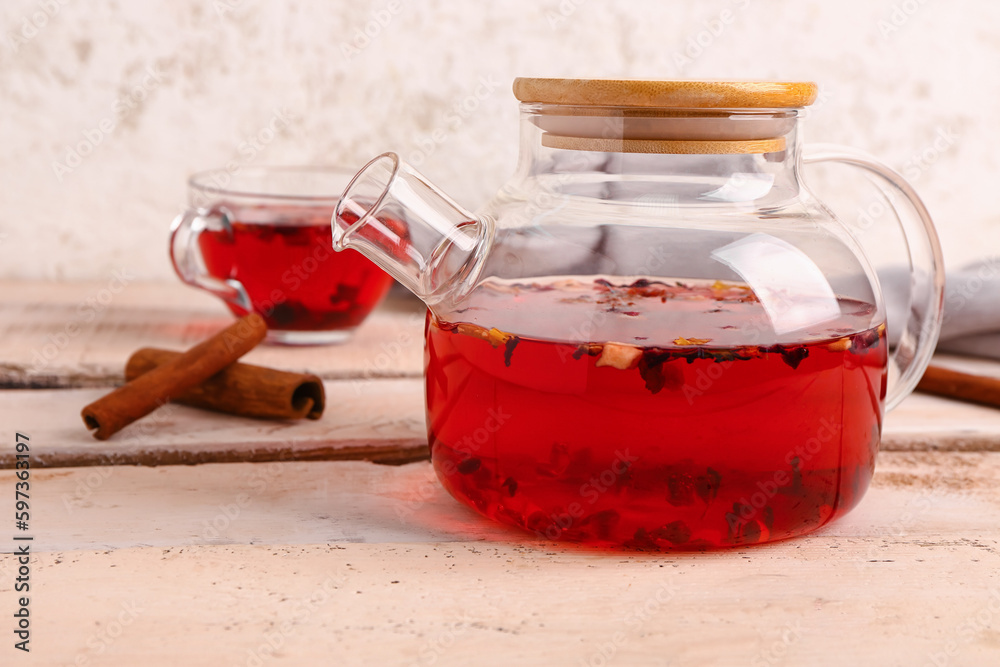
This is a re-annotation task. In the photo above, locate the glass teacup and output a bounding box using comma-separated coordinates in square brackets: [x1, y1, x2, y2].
[170, 166, 395, 345]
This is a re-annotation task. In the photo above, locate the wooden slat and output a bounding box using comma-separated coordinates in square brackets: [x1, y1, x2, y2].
[1, 382, 999, 470]
[2, 455, 999, 665]
[930, 352, 1000, 379]
[11, 281, 999, 397]
[3, 454, 998, 552]
[883, 392, 1000, 451]
[13, 540, 1000, 666]
[0, 380, 428, 468]
[0, 281, 425, 388]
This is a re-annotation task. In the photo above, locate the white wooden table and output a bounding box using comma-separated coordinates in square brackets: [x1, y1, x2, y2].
[1, 282, 999, 666]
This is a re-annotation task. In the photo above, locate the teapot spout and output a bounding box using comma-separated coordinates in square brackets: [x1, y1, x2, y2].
[332, 152, 491, 308]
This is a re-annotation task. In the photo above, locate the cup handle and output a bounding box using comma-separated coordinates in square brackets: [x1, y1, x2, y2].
[802, 143, 946, 411]
[169, 207, 252, 312]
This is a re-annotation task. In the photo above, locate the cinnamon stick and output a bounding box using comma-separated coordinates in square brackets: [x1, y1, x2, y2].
[917, 364, 1000, 409]
[125, 348, 325, 421]
[81, 314, 267, 439]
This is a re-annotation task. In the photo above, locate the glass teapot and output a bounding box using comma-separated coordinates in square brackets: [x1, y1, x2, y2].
[333, 79, 944, 549]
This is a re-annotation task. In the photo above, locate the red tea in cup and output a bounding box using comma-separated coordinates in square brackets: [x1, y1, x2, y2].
[197, 204, 393, 334]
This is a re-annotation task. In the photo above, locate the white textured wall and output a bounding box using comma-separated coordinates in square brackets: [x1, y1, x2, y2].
[1, 0, 997, 280]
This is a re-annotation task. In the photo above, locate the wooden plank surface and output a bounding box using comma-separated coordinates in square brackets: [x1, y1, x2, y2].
[5, 282, 1000, 457]
[3, 454, 998, 552]
[882, 392, 1000, 451]
[4, 280, 999, 666]
[0, 380, 428, 468]
[1, 382, 999, 470]
[932, 352, 1000, 379]
[11, 540, 1000, 667]
[2, 455, 998, 666]
[9, 281, 1000, 395]
[0, 281, 425, 388]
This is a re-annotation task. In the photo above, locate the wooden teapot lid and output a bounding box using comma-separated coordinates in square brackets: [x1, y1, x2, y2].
[513, 79, 816, 154]
[513, 78, 818, 109]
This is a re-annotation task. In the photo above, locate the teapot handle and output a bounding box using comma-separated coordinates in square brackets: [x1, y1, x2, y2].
[802, 144, 945, 411]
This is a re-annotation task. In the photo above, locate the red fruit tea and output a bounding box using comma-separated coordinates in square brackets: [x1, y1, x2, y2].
[197, 205, 394, 331]
[425, 278, 887, 549]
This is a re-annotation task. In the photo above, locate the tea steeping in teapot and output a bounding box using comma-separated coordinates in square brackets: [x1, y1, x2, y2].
[333, 79, 944, 549]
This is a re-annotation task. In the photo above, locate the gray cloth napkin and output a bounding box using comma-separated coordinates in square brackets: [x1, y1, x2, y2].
[882, 259, 1000, 359]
